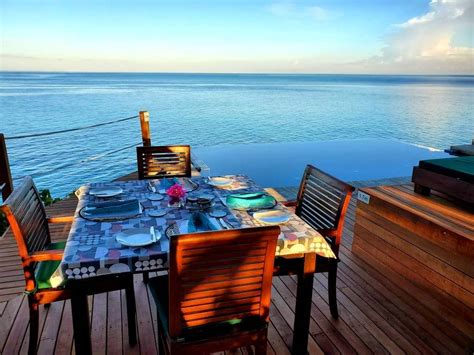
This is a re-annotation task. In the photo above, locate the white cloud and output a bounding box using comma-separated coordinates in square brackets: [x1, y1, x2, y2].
[358, 0, 474, 74]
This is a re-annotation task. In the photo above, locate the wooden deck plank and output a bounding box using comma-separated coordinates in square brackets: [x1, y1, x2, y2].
[107, 290, 123, 355]
[90, 293, 107, 355]
[54, 300, 74, 355]
[37, 301, 65, 355]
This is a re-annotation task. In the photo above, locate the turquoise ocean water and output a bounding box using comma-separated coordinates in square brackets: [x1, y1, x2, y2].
[0, 72, 472, 197]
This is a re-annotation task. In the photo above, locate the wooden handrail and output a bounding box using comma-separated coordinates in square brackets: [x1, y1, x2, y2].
[0, 134, 13, 202]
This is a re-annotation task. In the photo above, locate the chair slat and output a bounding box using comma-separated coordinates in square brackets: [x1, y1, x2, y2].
[180, 283, 264, 302]
[181, 276, 264, 293]
[136, 145, 191, 179]
[181, 296, 261, 315]
[180, 290, 262, 308]
[182, 303, 261, 322]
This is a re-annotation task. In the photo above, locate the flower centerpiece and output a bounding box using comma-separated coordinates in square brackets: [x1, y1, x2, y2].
[166, 183, 186, 207]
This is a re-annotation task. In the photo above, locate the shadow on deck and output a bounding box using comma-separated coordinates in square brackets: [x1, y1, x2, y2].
[0, 173, 472, 354]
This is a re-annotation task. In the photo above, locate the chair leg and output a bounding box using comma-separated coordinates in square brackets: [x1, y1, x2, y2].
[143, 272, 149, 284]
[28, 298, 39, 355]
[125, 276, 137, 345]
[328, 265, 339, 319]
[254, 338, 267, 355]
[157, 320, 166, 355]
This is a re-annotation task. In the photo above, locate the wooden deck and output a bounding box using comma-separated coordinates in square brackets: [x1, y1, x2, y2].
[1, 174, 473, 354]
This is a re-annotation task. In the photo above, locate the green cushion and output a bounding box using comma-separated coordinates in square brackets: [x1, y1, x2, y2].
[226, 192, 277, 210]
[419, 156, 474, 183]
[35, 241, 65, 290]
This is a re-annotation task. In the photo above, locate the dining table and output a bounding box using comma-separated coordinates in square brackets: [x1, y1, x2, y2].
[60, 175, 336, 355]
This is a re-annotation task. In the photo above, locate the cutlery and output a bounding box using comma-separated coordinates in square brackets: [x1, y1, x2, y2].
[218, 217, 234, 229]
[216, 218, 229, 230]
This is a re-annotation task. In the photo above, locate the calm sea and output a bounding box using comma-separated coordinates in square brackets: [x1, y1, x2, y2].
[0, 72, 473, 197]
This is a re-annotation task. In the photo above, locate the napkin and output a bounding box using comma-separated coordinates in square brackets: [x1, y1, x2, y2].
[226, 192, 276, 210]
[83, 199, 141, 217]
[188, 212, 220, 233]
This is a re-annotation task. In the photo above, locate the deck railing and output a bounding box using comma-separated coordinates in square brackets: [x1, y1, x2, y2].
[0, 111, 152, 202]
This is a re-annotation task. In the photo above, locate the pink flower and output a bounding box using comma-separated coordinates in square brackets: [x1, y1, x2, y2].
[166, 183, 186, 199]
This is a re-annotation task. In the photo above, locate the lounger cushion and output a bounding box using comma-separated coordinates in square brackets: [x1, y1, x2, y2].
[419, 156, 474, 183]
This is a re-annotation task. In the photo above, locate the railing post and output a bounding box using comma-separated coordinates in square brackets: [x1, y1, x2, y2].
[139, 111, 151, 146]
[0, 133, 13, 201]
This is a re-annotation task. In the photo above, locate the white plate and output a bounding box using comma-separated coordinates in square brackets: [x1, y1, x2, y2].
[115, 227, 161, 247]
[206, 177, 233, 187]
[89, 187, 123, 197]
[148, 210, 167, 217]
[253, 210, 290, 225]
[148, 194, 164, 201]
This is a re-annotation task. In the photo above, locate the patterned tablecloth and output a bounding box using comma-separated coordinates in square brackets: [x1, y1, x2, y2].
[60, 176, 335, 281]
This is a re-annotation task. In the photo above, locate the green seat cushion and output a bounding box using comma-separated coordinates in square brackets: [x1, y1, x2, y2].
[35, 241, 65, 290]
[419, 156, 474, 183]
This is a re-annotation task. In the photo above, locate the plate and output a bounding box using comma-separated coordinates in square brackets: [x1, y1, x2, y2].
[253, 210, 290, 225]
[148, 210, 167, 217]
[208, 210, 227, 218]
[89, 186, 123, 197]
[206, 177, 233, 187]
[116, 228, 160, 247]
[148, 194, 164, 201]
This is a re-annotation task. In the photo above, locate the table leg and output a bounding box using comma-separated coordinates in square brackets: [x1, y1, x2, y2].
[71, 292, 92, 355]
[292, 252, 316, 355]
[125, 274, 137, 345]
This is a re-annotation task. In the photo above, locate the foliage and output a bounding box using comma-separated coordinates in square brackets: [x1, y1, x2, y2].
[40, 189, 62, 206]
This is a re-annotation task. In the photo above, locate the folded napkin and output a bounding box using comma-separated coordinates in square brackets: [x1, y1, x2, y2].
[226, 192, 276, 210]
[83, 199, 141, 217]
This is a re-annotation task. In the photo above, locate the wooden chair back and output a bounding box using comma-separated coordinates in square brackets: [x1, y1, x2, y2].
[168, 226, 280, 338]
[295, 165, 354, 251]
[0, 176, 51, 292]
[136, 145, 191, 179]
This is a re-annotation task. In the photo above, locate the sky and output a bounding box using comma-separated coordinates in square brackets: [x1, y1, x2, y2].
[0, 0, 473, 74]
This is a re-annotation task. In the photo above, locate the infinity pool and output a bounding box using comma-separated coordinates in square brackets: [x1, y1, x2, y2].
[194, 139, 448, 188]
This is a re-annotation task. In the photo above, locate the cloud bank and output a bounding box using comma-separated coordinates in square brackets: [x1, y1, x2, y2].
[357, 0, 473, 74]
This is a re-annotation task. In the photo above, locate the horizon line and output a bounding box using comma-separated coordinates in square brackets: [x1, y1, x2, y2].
[1, 70, 473, 77]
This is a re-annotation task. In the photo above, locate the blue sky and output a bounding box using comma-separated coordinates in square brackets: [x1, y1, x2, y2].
[1, 0, 472, 74]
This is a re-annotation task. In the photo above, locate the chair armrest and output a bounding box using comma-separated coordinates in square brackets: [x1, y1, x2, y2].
[283, 200, 297, 207]
[29, 249, 64, 262]
[47, 216, 74, 223]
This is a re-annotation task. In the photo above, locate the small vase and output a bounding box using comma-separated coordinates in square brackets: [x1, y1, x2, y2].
[168, 196, 183, 208]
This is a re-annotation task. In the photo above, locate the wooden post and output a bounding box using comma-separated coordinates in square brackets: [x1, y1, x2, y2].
[0, 134, 13, 201]
[139, 111, 151, 146]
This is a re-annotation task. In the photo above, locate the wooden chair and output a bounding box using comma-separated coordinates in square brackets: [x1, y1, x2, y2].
[288, 165, 354, 318]
[136, 145, 191, 179]
[148, 226, 280, 355]
[0, 176, 137, 355]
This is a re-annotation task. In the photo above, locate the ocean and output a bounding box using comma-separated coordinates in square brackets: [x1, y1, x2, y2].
[0, 72, 473, 197]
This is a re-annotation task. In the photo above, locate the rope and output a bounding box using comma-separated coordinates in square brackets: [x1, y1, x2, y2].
[5, 115, 139, 140]
[31, 142, 141, 178]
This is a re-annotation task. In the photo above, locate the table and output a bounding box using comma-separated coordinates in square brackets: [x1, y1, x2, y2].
[61, 176, 336, 354]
